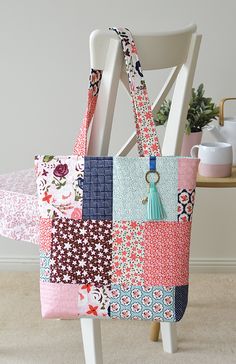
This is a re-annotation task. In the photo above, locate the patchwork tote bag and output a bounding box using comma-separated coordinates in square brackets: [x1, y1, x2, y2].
[35, 27, 199, 321]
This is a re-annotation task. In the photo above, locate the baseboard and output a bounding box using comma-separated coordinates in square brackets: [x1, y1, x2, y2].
[0, 257, 39, 271]
[189, 258, 236, 273]
[0, 257, 236, 272]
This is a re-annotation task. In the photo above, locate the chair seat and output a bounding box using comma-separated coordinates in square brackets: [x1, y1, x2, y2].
[0, 169, 39, 244]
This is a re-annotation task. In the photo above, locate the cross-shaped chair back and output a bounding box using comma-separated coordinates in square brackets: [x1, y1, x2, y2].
[87, 25, 201, 157]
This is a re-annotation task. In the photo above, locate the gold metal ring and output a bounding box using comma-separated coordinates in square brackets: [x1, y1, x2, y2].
[145, 170, 160, 184]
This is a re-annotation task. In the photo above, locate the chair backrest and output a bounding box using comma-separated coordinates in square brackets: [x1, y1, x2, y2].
[87, 25, 202, 157]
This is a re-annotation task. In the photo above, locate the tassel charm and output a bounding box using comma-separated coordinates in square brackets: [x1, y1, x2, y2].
[144, 158, 166, 221]
[147, 181, 166, 221]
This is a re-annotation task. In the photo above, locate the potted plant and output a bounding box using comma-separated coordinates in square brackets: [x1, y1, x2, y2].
[154, 84, 219, 156]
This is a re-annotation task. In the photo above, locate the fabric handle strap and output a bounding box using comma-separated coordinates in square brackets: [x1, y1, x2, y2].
[111, 27, 161, 157]
[73, 28, 161, 157]
[73, 69, 102, 156]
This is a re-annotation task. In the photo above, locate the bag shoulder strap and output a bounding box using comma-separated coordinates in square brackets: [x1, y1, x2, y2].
[73, 69, 102, 156]
[111, 27, 161, 157]
[73, 28, 161, 157]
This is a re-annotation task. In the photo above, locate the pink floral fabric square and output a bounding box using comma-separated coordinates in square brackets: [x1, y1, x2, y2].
[39, 218, 52, 252]
[77, 284, 110, 318]
[143, 221, 191, 286]
[111, 221, 145, 285]
[35, 155, 84, 219]
[178, 158, 199, 189]
[40, 282, 110, 319]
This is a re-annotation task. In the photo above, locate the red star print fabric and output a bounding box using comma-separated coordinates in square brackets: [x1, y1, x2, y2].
[50, 218, 112, 286]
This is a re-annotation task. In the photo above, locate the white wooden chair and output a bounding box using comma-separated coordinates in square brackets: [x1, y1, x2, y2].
[80, 25, 202, 364]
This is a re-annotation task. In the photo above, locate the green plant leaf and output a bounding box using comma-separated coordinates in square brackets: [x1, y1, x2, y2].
[153, 83, 219, 133]
[43, 155, 54, 163]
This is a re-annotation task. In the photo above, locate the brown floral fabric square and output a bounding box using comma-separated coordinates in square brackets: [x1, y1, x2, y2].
[50, 218, 112, 286]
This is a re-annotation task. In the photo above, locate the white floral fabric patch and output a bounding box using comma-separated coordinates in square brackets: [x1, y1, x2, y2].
[35, 156, 84, 219]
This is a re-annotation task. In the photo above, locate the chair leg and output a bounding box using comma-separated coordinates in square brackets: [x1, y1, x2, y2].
[80, 318, 103, 364]
[150, 322, 160, 342]
[160, 322, 178, 353]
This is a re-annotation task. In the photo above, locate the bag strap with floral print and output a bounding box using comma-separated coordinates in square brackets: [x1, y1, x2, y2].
[73, 28, 161, 157]
[111, 27, 161, 157]
[73, 68, 102, 156]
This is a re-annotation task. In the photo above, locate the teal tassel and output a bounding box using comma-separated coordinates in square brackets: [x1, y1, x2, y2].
[147, 182, 166, 221]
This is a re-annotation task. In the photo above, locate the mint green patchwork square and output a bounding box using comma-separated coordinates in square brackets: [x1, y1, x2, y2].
[155, 157, 178, 221]
[40, 252, 51, 282]
[113, 157, 178, 221]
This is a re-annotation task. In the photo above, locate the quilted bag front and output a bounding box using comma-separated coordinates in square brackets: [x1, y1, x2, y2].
[35, 28, 199, 322]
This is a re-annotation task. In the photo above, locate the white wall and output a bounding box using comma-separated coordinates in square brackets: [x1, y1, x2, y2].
[0, 0, 236, 271]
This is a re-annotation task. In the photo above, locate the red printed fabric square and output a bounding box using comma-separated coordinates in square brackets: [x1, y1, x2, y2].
[50, 218, 112, 286]
[111, 221, 145, 285]
[39, 218, 52, 252]
[144, 221, 191, 286]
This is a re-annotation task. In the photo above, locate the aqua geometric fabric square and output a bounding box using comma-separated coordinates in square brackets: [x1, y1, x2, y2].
[113, 157, 178, 221]
[109, 284, 176, 321]
[40, 252, 51, 282]
[155, 157, 179, 221]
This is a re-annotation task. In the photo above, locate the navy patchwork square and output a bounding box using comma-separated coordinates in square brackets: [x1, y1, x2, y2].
[82, 157, 113, 220]
[174, 285, 188, 321]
